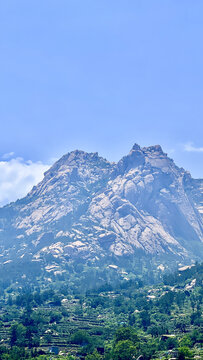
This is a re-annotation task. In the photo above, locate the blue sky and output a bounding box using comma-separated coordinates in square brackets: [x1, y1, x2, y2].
[0, 1, 203, 204]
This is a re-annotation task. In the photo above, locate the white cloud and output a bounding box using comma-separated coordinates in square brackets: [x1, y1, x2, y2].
[1, 151, 15, 159]
[0, 157, 50, 207]
[184, 142, 203, 152]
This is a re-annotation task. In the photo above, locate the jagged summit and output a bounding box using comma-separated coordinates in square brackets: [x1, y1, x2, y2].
[131, 143, 141, 151]
[44, 144, 169, 180]
[44, 149, 111, 175]
[131, 143, 164, 154]
[0, 144, 202, 271]
[143, 144, 164, 153]
[117, 144, 174, 175]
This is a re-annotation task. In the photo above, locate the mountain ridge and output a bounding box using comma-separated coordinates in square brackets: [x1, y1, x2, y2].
[0, 144, 202, 274]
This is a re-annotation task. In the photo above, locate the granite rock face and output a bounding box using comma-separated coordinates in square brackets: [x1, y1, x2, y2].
[0, 144, 202, 265]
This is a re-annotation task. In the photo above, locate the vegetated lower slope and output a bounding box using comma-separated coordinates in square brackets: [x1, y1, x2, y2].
[0, 262, 202, 359]
[0, 144, 202, 286]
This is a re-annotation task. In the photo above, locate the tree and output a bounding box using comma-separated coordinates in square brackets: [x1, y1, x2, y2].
[115, 327, 138, 344]
[148, 325, 160, 337]
[7, 346, 26, 360]
[10, 323, 26, 347]
[165, 337, 178, 350]
[71, 330, 91, 346]
[179, 335, 192, 348]
[86, 350, 102, 360]
[140, 310, 150, 329]
[113, 340, 137, 360]
[50, 311, 62, 323]
[178, 346, 193, 360]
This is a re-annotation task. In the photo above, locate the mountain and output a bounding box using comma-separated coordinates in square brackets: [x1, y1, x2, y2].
[0, 144, 202, 280]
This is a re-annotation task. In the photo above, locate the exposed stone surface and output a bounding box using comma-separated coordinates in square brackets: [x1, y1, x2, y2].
[0, 144, 202, 266]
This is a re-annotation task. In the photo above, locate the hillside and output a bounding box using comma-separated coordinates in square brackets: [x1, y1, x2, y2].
[0, 262, 202, 359]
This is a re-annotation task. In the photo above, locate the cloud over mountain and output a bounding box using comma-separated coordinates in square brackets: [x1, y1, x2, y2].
[0, 156, 49, 206]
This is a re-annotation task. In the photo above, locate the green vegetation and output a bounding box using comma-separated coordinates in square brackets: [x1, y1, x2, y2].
[0, 263, 201, 359]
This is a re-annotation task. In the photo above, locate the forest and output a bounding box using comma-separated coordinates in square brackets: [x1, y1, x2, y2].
[0, 263, 202, 360]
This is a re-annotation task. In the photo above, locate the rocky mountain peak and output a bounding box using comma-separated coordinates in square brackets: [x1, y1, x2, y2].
[0, 143, 202, 270]
[117, 145, 145, 174]
[131, 143, 141, 151]
[143, 144, 164, 154]
[117, 144, 173, 175]
[40, 150, 113, 186]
